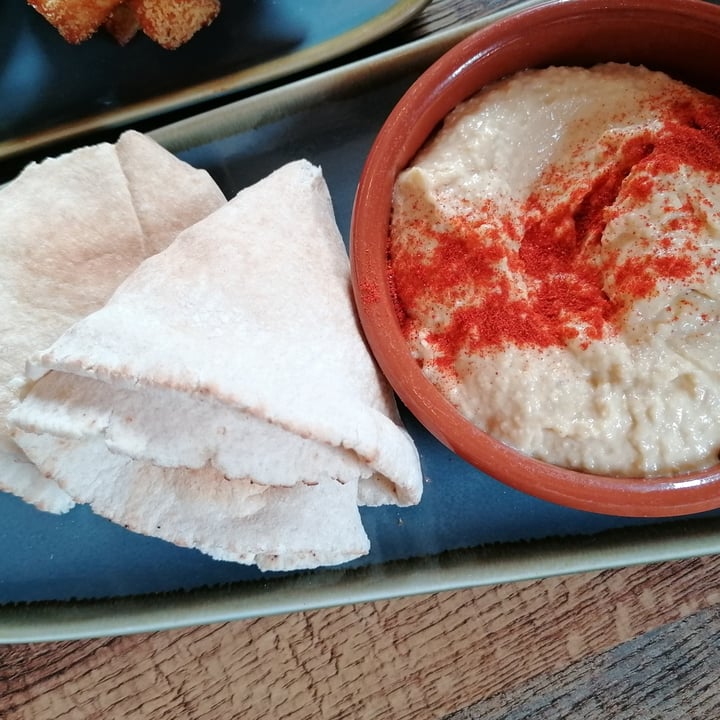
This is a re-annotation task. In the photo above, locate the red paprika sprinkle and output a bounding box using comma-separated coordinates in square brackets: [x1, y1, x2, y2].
[389, 88, 720, 372]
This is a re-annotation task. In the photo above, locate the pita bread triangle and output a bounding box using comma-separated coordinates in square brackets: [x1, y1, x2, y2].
[12, 428, 370, 571]
[0, 130, 226, 513]
[11, 159, 422, 569]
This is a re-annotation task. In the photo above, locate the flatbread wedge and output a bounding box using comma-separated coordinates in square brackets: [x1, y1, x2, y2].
[11, 160, 423, 569]
[0, 130, 226, 512]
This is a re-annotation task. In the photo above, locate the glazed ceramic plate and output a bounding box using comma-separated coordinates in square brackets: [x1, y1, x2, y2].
[0, 0, 429, 161]
[2, 1, 720, 642]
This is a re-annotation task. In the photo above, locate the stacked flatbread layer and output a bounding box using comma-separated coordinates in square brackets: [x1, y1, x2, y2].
[0, 130, 226, 512]
[7, 155, 423, 571]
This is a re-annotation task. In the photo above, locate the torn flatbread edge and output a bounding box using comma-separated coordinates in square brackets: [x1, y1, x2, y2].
[12, 371, 383, 494]
[14, 429, 371, 571]
[16, 363, 421, 507]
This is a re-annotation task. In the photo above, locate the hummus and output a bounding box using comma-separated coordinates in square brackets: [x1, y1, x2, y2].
[389, 63, 720, 477]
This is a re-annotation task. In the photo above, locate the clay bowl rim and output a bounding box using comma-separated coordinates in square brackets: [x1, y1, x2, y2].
[349, 0, 720, 518]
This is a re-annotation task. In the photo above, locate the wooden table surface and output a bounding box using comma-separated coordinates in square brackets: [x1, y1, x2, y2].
[4, 1, 720, 718]
[4, 554, 720, 719]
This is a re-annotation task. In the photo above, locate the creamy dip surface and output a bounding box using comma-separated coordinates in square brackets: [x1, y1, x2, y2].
[389, 63, 720, 477]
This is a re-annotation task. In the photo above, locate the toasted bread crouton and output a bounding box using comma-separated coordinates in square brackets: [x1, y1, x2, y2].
[28, 0, 124, 43]
[130, 0, 220, 49]
[104, 2, 139, 45]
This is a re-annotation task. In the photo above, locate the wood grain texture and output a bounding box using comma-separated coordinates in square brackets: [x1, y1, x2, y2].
[446, 604, 720, 720]
[3, 555, 720, 720]
[366, 0, 529, 53]
[402, 0, 530, 34]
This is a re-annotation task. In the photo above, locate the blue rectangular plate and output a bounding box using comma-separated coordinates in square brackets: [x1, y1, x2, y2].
[2, 4, 720, 642]
[0, 0, 429, 160]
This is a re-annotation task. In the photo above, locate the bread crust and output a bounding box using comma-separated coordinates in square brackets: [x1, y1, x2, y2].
[28, 0, 124, 43]
[27, 0, 221, 47]
[131, 0, 221, 49]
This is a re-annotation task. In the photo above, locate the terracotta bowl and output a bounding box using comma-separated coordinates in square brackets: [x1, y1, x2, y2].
[350, 0, 720, 517]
